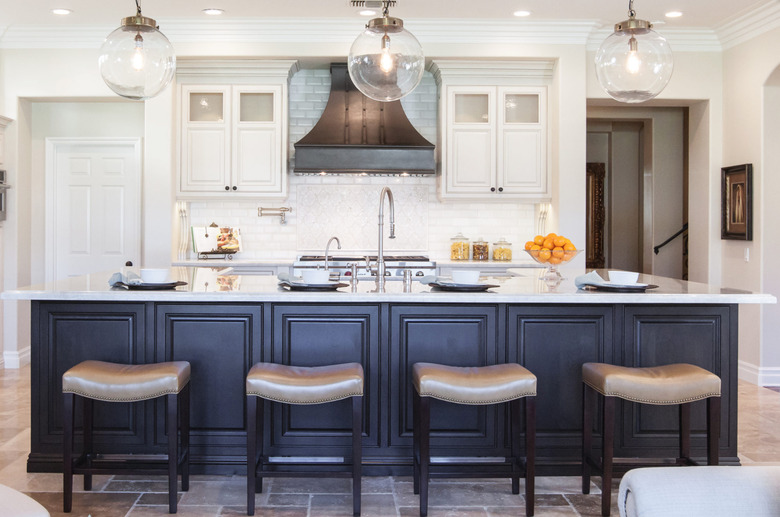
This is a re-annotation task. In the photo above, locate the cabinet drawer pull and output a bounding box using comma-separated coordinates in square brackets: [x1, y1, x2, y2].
[490, 187, 496, 192]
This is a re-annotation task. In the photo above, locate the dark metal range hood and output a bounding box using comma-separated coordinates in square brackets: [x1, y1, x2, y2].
[293, 63, 435, 175]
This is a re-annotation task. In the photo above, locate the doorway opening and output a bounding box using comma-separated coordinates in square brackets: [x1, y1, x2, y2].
[586, 107, 689, 280]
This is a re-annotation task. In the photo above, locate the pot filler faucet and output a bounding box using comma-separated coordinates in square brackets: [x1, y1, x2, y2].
[377, 186, 396, 290]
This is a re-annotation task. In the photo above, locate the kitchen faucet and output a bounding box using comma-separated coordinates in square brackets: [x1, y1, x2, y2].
[324, 236, 341, 272]
[376, 187, 396, 290]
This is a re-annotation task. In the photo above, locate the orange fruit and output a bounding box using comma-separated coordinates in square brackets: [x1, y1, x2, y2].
[533, 235, 545, 246]
[530, 244, 541, 251]
[525, 241, 535, 250]
[553, 236, 567, 247]
[552, 247, 564, 259]
[549, 256, 562, 265]
[545, 233, 557, 241]
[542, 239, 554, 250]
[563, 242, 576, 251]
[563, 250, 577, 261]
[538, 248, 551, 262]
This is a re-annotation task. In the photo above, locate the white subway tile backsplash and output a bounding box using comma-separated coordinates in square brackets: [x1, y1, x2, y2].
[186, 69, 536, 261]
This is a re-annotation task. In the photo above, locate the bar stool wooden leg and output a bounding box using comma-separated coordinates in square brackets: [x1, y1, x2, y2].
[352, 395, 362, 516]
[601, 396, 615, 517]
[510, 398, 521, 495]
[63, 392, 74, 513]
[413, 391, 421, 495]
[419, 395, 431, 517]
[82, 397, 93, 491]
[582, 384, 594, 494]
[246, 395, 258, 516]
[180, 384, 190, 492]
[167, 393, 179, 514]
[679, 403, 691, 463]
[708, 396, 720, 465]
[525, 397, 536, 517]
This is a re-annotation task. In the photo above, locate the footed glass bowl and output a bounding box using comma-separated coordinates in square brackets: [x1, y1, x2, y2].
[525, 248, 581, 283]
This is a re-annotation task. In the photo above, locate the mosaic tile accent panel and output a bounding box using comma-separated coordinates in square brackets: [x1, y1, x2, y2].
[296, 184, 429, 252]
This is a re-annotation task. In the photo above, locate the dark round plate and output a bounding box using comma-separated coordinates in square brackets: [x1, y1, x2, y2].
[581, 283, 659, 293]
[279, 282, 349, 292]
[428, 282, 500, 292]
[117, 281, 188, 290]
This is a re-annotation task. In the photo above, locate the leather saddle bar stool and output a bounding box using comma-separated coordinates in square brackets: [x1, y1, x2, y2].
[62, 360, 191, 514]
[581, 362, 721, 516]
[246, 362, 364, 516]
[412, 362, 537, 517]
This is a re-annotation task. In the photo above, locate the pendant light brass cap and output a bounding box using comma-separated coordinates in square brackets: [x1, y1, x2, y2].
[615, 17, 652, 32]
[121, 15, 158, 30]
[366, 15, 404, 33]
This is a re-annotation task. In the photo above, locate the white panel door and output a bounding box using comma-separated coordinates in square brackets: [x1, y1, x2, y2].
[46, 138, 141, 281]
[499, 129, 544, 193]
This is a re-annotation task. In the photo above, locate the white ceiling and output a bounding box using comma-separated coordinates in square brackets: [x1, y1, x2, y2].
[0, 0, 771, 30]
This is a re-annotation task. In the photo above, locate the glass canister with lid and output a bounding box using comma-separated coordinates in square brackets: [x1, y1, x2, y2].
[492, 237, 512, 261]
[472, 238, 489, 261]
[450, 233, 470, 261]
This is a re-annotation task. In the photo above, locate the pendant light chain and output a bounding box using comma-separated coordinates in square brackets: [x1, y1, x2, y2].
[135, 0, 142, 17]
[627, 0, 635, 18]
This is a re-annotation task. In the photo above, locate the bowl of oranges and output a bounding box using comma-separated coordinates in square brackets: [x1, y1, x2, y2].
[524, 233, 580, 280]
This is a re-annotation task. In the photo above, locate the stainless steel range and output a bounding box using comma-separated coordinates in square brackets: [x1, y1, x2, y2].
[293, 255, 435, 280]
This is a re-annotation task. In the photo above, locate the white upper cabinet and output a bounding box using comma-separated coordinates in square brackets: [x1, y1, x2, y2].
[430, 60, 553, 201]
[176, 59, 298, 199]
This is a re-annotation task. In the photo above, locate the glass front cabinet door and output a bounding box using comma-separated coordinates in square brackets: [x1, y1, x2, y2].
[441, 84, 548, 200]
[179, 84, 286, 197]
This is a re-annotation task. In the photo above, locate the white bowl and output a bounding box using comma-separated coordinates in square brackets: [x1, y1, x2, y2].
[140, 268, 171, 284]
[608, 270, 639, 285]
[301, 269, 330, 284]
[451, 270, 480, 284]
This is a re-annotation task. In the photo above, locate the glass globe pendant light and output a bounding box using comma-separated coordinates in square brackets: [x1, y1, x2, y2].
[98, 0, 176, 101]
[348, 1, 424, 102]
[594, 0, 673, 103]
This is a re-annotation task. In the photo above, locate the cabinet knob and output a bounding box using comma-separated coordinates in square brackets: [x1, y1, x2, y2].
[490, 187, 496, 192]
[232, 186, 237, 191]
[498, 187, 504, 192]
[225, 186, 230, 191]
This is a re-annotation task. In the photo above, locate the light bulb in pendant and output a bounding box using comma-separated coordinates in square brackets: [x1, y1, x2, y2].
[379, 34, 393, 73]
[625, 36, 640, 74]
[131, 33, 145, 71]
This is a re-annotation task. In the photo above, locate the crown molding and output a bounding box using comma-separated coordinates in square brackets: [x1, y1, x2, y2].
[1, 11, 774, 52]
[716, 0, 780, 49]
[586, 27, 723, 53]
[0, 18, 600, 49]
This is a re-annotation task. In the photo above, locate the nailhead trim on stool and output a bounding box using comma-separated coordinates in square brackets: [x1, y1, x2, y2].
[246, 362, 364, 516]
[62, 360, 191, 514]
[412, 362, 537, 517]
[581, 362, 721, 517]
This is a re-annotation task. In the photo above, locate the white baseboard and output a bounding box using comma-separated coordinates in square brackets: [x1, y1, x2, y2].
[3, 346, 31, 369]
[738, 359, 780, 386]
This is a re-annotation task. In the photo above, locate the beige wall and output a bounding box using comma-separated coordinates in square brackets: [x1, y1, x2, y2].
[722, 27, 780, 385]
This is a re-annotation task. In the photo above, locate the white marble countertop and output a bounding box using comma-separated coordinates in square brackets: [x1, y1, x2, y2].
[2, 268, 775, 304]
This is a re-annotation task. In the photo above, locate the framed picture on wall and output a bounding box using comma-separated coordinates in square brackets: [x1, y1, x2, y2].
[721, 164, 753, 240]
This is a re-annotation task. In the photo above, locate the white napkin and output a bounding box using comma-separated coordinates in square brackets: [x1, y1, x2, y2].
[108, 271, 143, 287]
[574, 271, 608, 289]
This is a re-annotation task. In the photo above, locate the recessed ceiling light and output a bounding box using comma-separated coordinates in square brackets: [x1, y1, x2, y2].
[51, 8, 72, 15]
[359, 9, 377, 16]
[513, 10, 531, 17]
[665, 11, 683, 18]
[202, 8, 224, 16]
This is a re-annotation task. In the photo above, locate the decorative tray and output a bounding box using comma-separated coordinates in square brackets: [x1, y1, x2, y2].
[115, 281, 188, 291]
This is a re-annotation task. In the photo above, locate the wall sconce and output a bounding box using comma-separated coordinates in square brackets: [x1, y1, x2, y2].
[347, 0, 424, 102]
[98, 0, 176, 100]
[594, 0, 673, 103]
